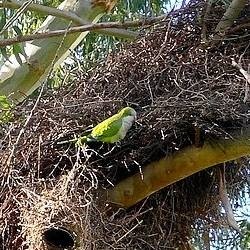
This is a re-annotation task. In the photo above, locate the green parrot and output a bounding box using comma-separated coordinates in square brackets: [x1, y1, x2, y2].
[59, 107, 136, 146]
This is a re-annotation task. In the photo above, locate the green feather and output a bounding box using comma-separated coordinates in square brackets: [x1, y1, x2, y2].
[91, 115, 122, 141]
[58, 107, 136, 146]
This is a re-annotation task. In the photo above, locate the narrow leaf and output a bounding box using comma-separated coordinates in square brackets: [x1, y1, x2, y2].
[13, 44, 23, 65]
[13, 25, 23, 36]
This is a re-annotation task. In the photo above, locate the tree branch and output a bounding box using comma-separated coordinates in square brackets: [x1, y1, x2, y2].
[105, 128, 250, 208]
[1, 0, 88, 26]
[218, 166, 242, 234]
[0, 0, 121, 103]
[207, 0, 247, 46]
[0, 0, 137, 40]
[201, 0, 213, 43]
[214, 0, 247, 34]
[0, 0, 33, 34]
[232, 58, 250, 84]
[0, 16, 168, 48]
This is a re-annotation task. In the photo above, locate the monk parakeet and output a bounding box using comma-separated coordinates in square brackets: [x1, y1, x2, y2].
[59, 107, 136, 146]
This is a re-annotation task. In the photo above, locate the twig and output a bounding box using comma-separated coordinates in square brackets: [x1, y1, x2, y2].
[4, 78, 46, 185]
[201, 0, 213, 43]
[116, 220, 143, 243]
[232, 58, 250, 84]
[0, 15, 168, 47]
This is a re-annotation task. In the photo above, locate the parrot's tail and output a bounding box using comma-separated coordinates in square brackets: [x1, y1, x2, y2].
[57, 137, 77, 145]
[57, 136, 87, 145]
[85, 135, 97, 142]
[57, 135, 95, 146]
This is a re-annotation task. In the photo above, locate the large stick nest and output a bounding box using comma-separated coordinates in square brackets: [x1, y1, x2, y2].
[0, 1, 249, 249]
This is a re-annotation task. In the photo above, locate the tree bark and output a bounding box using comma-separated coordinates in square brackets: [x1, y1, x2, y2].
[0, 0, 117, 103]
[215, 0, 247, 34]
[106, 128, 250, 208]
[207, 0, 247, 46]
[0, 0, 137, 41]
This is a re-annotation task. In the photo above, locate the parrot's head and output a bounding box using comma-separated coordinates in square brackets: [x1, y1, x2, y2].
[119, 107, 137, 119]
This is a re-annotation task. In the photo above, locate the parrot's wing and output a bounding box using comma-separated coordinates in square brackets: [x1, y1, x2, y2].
[91, 115, 122, 141]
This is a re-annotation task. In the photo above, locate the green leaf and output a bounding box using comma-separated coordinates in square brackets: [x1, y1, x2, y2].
[0, 47, 9, 61]
[0, 95, 13, 124]
[13, 25, 23, 36]
[15, 37, 27, 61]
[13, 44, 23, 65]
[11, 26, 27, 59]
[0, 9, 6, 31]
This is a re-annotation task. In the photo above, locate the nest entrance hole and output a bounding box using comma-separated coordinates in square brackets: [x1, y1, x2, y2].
[43, 227, 75, 249]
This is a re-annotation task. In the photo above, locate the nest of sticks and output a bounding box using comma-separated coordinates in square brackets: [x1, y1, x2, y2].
[0, 0, 249, 249]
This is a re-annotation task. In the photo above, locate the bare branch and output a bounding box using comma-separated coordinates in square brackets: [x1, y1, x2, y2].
[218, 166, 242, 235]
[0, 15, 168, 48]
[0, 0, 138, 40]
[0, 0, 33, 34]
[201, 0, 213, 42]
[232, 58, 250, 84]
[1, 0, 88, 26]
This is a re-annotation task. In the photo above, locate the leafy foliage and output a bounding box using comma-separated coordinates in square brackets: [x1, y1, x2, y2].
[77, 0, 171, 69]
[0, 95, 13, 124]
[0, 0, 63, 61]
[240, 220, 250, 249]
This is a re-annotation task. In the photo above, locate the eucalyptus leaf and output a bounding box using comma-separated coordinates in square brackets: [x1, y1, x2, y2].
[0, 95, 13, 124]
[0, 9, 7, 31]
[0, 47, 10, 61]
[13, 25, 23, 36]
[13, 43, 23, 65]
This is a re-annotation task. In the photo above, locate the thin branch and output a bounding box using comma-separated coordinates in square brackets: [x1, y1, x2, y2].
[201, 0, 213, 43]
[0, 0, 138, 40]
[0, 0, 33, 35]
[218, 165, 242, 235]
[1, 0, 87, 25]
[0, 15, 168, 47]
[4, 21, 72, 181]
[232, 58, 250, 84]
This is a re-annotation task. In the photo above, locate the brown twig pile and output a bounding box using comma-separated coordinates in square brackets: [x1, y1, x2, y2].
[0, 0, 249, 249]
